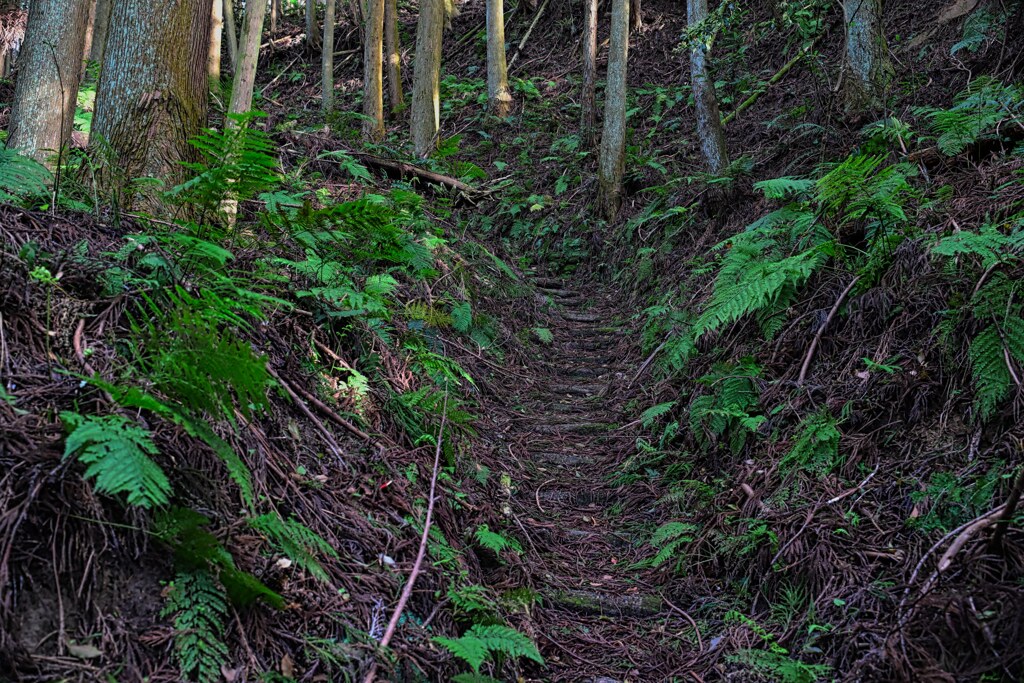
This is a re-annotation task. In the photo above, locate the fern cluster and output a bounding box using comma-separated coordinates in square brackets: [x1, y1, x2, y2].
[689, 360, 765, 453]
[779, 409, 843, 476]
[160, 569, 231, 683]
[434, 624, 544, 674]
[917, 77, 1022, 156]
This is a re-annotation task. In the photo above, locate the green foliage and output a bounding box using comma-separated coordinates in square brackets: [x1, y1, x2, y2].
[473, 525, 522, 557]
[61, 412, 171, 508]
[449, 584, 500, 621]
[918, 78, 1023, 156]
[0, 149, 52, 203]
[909, 467, 1003, 534]
[433, 624, 543, 673]
[638, 521, 698, 570]
[161, 569, 230, 683]
[780, 409, 842, 476]
[689, 360, 764, 453]
[249, 513, 339, 582]
[728, 648, 832, 683]
[969, 320, 1024, 419]
[951, 8, 998, 56]
[932, 224, 1024, 270]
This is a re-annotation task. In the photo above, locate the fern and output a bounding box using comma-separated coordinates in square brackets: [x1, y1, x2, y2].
[0, 148, 52, 202]
[61, 413, 171, 508]
[248, 513, 338, 582]
[532, 327, 554, 344]
[448, 584, 499, 620]
[689, 360, 764, 453]
[754, 176, 814, 200]
[932, 224, 1024, 269]
[640, 521, 698, 570]
[780, 409, 842, 476]
[161, 569, 230, 683]
[474, 525, 522, 557]
[969, 320, 1024, 419]
[919, 77, 1023, 156]
[950, 7, 996, 55]
[434, 624, 544, 673]
[727, 649, 832, 683]
[451, 301, 473, 333]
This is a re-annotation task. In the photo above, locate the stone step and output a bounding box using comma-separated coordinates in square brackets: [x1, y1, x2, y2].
[543, 382, 608, 397]
[532, 452, 599, 467]
[561, 311, 603, 323]
[529, 276, 565, 288]
[533, 421, 613, 435]
[535, 487, 613, 507]
[546, 589, 662, 618]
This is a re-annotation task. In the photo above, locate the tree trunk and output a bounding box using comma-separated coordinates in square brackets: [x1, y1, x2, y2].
[224, 0, 239, 68]
[270, 0, 279, 32]
[89, 0, 112, 62]
[410, 0, 444, 157]
[82, 0, 96, 75]
[229, 0, 269, 115]
[580, 0, 598, 146]
[363, 0, 385, 137]
[486, 0, 511, 117]
[842, 0, 892, 112]
[384, 0, 403, 112]
[306, 0, 321, 51]
[687, 0, 729, 174]
[629, 0, 641, 32]
[322, 0, 335, 112]
[91, 0, 210, 207]
[596, 0, 628, 220]
[209, 0, 224, 92]
[7, 0, 91, 164]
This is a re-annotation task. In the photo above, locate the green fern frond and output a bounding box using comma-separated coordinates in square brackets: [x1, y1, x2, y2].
[434, 624, 544, 673]
[969, 322, 1023, 419]
[780, 409, 842, 476]
[161, 569, 230, 683]
[754, 176, 814, 200]
[61, 413, 171, 508]
[451, 301, 473, 333]
[0, 149, 52, 202]
[474, 525, 522, 556]
[249, 513, 338, 582]
[919, 77, 1022, 155]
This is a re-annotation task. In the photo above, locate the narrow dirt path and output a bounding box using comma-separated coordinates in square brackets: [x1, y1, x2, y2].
[490, 275, 695, 682]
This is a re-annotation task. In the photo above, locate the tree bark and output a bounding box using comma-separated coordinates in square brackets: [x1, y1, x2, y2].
[306, 0, 321, 51]
[209, 0, 224, 91]
[384, 0, 403, 112]
[8, 0, 92, 164]
[596, 0, 628, 220]
[91, 0, 210, 206]
[580, 0, 598, 146]
[224, 0, 239, 68]
[322, 0, 335, 112]
[842, 0, 893, 112]
[363, 0, 385, 137]
[410, 0, 444, 157]
[629, 0, 641, 32]
[270, 0, 279, 32]
[229, 0, 269, 115]
[89, 0, 111, 62]
[486, 0, 511, 117]
[687, 0, 729, 174]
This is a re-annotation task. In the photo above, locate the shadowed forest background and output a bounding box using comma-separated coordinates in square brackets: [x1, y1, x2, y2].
[1, 0, 1024, 681]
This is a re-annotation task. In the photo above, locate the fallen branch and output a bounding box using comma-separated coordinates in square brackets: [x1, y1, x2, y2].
[797, 276, 859, 385]
[350, 153, 479, 197]
[722, 38, 818, 127]
[508, 0, 550, 69]
[267, 366, 345, 462]
[363, 399, 447, 683]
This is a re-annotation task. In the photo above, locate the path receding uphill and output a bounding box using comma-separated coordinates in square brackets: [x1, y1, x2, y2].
[489, 274, 696, 682]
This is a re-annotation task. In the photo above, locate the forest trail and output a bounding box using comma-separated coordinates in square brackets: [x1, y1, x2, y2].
[490, 274, 692, 681]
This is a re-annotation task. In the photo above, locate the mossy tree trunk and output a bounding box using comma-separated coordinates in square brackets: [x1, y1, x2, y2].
[322, 0, 335, 112]
[363, 0, 386, 138]
[8, 0, 92, 163]
[486, 0, 511, 117]
[842, 0, 893, 112]
[596, 0, 629, 220]
[580, 0, 598, 146]
[209, 0, 224, 92]
[229, 0, 268, 115]
[687, 0, 729, 174]
[91, 0, 210, 206]
[384, 0, 403, 112]
[410, 0, 444, 157]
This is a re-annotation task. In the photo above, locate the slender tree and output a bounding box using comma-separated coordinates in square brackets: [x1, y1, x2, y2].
[209, 0, 224, 92]
[224, 0, 239, 68]
[630, 0, 641, 32]
[384, 0, 403, 112]
[91, 0, 210, 205]
[229, 0, 269, 115]
[7, 0, 92, 163]
[842, 0, 893, 112]
[88, 0, 112, 62]
[486, 0, 511, 117]
[687, 0, 729, 174]
[270, 0, 280, 32]
[306, 0, 321, 51]
[410, 0, 444, 157]
[596, 0, 629, 219]
[580, 0, 598, 146]
[322, 0, 335, 112]
[363, 0, 386, 137]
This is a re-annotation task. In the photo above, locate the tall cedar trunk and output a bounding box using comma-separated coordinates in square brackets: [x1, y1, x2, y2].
[224, 0, 238, 68]
[306, 0, 321, 50]
[629, 0, 641, 32]
[485, 0, 511, 117]
[596, 0, 628, 220]
[842, 0, 892, 112]
[91, 0, 210, 206]
[363, 0, 385, 137]
[687, 0, 729, 174]
[270, 0, 279, 32]
[410, 0, 443, 157]
[229, 0, 269, 115]
[322, 0, 335, 111]
[82, 0, 96, 75]
[8, 0, 91, 163]
[209, 0, 224, 91]
[580, 0, 598, 146]
[89, 0, 112, 62]
[384, 0, 403, 111]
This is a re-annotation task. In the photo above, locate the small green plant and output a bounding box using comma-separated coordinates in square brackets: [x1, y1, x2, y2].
[0, 148, 52, 203]
[780, 409, 843, 476]
[434, 623, 544, 674]
[637, 521, 698, 571]
[689, 359, 765, 453]
[248, 513, 339, 582]
[473, 525, 523, 558]
[918, 77, 1022, 156]
[161, 569, 230, 683]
